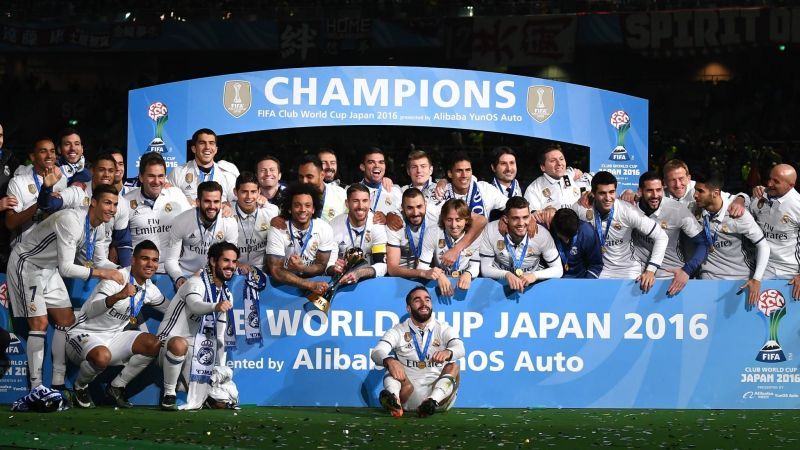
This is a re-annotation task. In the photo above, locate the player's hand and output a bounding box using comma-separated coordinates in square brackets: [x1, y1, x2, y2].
[188, 197, 197, 207]
[221, 203, 234, 218]
[665, 268, 689, 296]
[434, 179, 448, 200]
[382, 177, 394, 192]
[308, 281, 328, 296]
[287, 254, 305, 273]
[740, 279, 761, 305]
[331, 258, 346, 275]
[238, 263, 253, 275]
[175, 277, 187, 289]
[636, 271, 655, 294]
[372, 211, 386, 225]
[421, 267, 443, 280]
[620, 189, 637, 204]
[457, 272, 472, 290]
[164, 181, 173, 189]
[505, 271, 526, 292]
[270, 216, 287, 230]
[0, 195, 18, 211]
[437, 276, 454, 297]
[522, 272, 537, 287]
[789, 275, 800, 300]
[727, 197, 746, 219]
[384, 358, 406, 382]
[531, 207, 557, 227]
[95, 268, 126, 285]
[257, 194, 268, 207]
[215, 300, 233, 313]
[42, 166, 63, 188]
[497, 217, 508, 235]
[439, 247, 460, 267]
[753, 185, 766, 200]
[340, 271, 359, 285]
[526, 218, 539, 238]
[385, 212, 404, 231]
[573, 168, 584, 181]
[577, 191, 593, 209]
[431, 350, 453, 364]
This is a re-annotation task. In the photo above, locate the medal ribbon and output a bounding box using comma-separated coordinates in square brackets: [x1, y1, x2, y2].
[555, 234, 577, 271]
[235, 203, 260, 246]
[702, 215, 718, 247]
[128, 273, 147, 321]
[33, 170, 42, 193]
[346, 219, 366, 250]
[504, 233, 529, 273]
[443, 231, 462, 275]
[404, 218, 425, 261]
[593, 205, 615, 250]
[84, 214, 98, 263]
[195, 209, 219, 254]
[409, 325, 431, 365]
[197, 163, 215, 183]
[446, 181, 485, 215]
[361, 179, 383, 211]
[288, 219, 314, 257]
[493, 177, 517, 198]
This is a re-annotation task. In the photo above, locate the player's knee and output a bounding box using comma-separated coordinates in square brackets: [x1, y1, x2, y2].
[87, 346, 112, 369]
[167, 337, 188, 356]
[141, 335, 162, 356]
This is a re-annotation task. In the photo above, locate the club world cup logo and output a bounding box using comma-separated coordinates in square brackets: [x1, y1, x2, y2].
[224, 80, 252, 118]
[147, 102, 169, 153]
[609, 110, 631, 161]
[756, 289, 788, 363]
[526, 85, 554, 123]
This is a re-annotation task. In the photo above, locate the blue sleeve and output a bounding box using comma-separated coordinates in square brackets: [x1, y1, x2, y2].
[37, 184, 63, 213]
[112, 226, 133, 267]
[580, 224, 603, 279]
[682, 232, 709, 276]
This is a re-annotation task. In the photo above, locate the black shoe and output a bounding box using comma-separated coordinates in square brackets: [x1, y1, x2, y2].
[417, 398, 438, 417]
[106, 384, 133, 408]
[160, 394, 178, 411]
[379, 389, 403, 417]
[51, 384, 73, 408]
[73, 386, 95, 408]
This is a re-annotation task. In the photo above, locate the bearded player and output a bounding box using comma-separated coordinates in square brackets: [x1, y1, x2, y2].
[371, 286, 465, 417]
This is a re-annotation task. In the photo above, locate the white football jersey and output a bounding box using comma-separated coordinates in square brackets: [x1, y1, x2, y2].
[749, 189, 800, 278]
[69, 267, 168, 336]
[418, 227, 480, 277]
[386, 214, 439, 270]
[58, 184, 131, 231]
[699, 196, 767, 280]
[6, 165, 67, 242]
[353, 181, 402, 215]
[524, 168, 590, 211]
[168, 160, 237, 202]
[10, 208, 114, 281]
[319, 183, 348, 222]
[328, 211, 388, 276]
[401, 179, 439, 203]
[156, 275, 230, 342]
[125, 186, 192, 272]
[163, 208, 239, 281]
[265, 218, 336, 268]
[633, 197, 703, 278]
[478, 220, 560, 277]
[444, 181, 507, 218]
[490, 177, 523, 199]
[572, 199, 667, 278]
[372, 318, 464, 385]
[232, 201, 279, 268]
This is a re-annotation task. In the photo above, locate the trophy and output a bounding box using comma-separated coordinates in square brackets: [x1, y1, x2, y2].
[307, 247, 368, 314]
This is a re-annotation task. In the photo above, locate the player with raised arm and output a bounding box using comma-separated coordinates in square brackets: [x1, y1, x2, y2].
[356, 147, 402, 215]
[66, 240, 167, 408]
[479, 196, 563, 292]
[371, 286, 465, 417]
[8, 184, 124, 391]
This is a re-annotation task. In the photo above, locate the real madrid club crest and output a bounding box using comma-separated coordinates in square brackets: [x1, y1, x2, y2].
[496, 240, 505, 251]
[433, 338, 441, 347]
[386, 196, 392, 206]
[782, 214, 790, 224]
[186, 172, 194, 183]
[613, 221, 622, 231]
[365, 230, 372, 243]
[260, 222, 269, 231]
[28, 184, 36, 194]
[438, 239, 446, 249]
[721, 224, 729, 233]
[661, 220, 668, 229]
[586, 210, 594, 221]
[165, 202, 173, 212]
[542, 188, 551, 199]
[526, 247, 534, 257]
[216, 231, 224, 240]
[404, 332, 412, 342]
[82, 197, 90, 206]
[757, 198, 766, 209]
[130, 199, 138, 209]
[327, 208, 335, 219]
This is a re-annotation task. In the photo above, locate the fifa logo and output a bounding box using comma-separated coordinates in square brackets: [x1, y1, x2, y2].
[147, 102, 169, 153]
[608, 110, 631, 161]
[755, 289, 788, 363]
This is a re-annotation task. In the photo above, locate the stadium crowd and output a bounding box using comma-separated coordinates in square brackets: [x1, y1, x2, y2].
[0, 123, 798, 414]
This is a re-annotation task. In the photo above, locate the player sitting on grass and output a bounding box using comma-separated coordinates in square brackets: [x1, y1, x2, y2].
[371, 285, 465, 417]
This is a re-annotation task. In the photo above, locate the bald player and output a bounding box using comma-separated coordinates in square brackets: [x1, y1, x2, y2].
[750, 164, 800, 298]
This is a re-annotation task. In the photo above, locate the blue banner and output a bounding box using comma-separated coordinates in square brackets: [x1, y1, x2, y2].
[127, 66, 648, 190]
[3, 274, 799, 408]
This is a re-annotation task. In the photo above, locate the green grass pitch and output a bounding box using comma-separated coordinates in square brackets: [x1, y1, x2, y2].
[1, 407, 800, 449]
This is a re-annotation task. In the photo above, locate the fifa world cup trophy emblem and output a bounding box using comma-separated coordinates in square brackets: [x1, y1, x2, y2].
[147, 102, 169, 153]
[756, 289, 788, 363]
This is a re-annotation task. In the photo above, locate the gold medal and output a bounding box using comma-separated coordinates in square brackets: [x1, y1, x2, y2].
[84, 261, 94, 268]
[28, 184, 36, 194]
[564, 264, 569, 271]
[601, 247, 606, 254]
[451, 270, 460, 277]
[129, 317, 138, 325]
[586, 210, 594, 221]
[515, 268, 523, 277]
[709, 246, 715, 253]
[417, 361, 426, 369]
[165, 202, 173, 212]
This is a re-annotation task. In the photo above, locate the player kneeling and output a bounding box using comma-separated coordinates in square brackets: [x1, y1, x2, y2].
[66, 240, 168, 408]
[155, 241, 238, 411]
[371, 286, 465, 417]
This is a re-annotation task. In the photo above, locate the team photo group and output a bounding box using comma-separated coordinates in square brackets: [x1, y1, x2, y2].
[1, 124, 798, 416]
